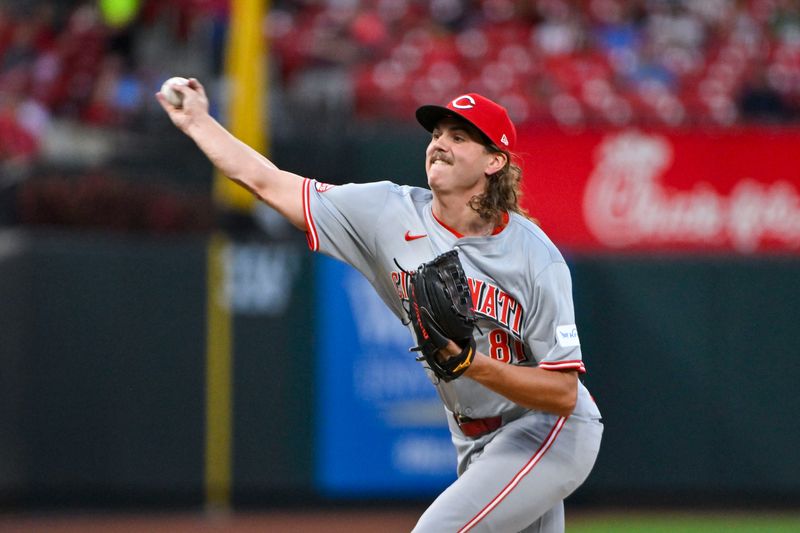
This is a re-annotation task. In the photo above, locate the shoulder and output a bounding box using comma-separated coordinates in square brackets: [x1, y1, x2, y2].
[354, 181, 432, 209]
[312, 180, 407, 206]
[385, 182, 431, 203]
[506, 213, 565, 267]
[311, 181, 432, 222]
[323, 180, 428, 200]
[503, 213, 572, 287]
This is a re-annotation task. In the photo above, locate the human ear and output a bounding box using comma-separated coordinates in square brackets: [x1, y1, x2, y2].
[485, 152, 507, 176]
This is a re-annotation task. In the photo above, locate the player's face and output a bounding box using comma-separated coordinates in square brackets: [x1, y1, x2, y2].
[425, 119, 502, 196]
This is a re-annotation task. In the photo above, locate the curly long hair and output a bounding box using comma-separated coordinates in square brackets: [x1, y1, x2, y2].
[468, 145, 531, 223]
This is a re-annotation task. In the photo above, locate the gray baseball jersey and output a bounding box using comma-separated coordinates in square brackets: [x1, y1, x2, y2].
[303, 178, 602, 532]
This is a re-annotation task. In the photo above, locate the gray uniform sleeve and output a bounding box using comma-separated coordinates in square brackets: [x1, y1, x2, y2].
[302, 178, 392, 282]
[525, 261, 586, 373]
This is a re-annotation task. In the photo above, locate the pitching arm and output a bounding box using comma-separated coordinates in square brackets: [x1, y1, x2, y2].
[155, 78, 306, 230]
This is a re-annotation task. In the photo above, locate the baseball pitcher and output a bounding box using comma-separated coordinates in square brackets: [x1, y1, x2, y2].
[158, 81, 602, 532]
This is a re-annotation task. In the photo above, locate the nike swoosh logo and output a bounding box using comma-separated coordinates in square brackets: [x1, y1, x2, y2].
[405, 231, 427, 241]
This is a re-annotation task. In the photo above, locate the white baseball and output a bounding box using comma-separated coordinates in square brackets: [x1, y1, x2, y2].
[160, 76, 189, 108]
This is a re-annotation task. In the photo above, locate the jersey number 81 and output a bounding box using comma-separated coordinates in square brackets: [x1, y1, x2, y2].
[487, 329, 527, 364]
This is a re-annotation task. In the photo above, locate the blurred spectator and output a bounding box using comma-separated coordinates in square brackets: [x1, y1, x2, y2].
[83, 52, 146, 126]
[0, 87, 46, 226]
[0, 89, 44, 166]
[737, 67, 796, 123]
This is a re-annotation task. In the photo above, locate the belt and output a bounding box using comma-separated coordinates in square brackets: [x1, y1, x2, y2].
[453, 413, 503, 438]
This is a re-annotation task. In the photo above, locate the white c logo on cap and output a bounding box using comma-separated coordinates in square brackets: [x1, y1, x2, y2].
[451, 95, 476, 109]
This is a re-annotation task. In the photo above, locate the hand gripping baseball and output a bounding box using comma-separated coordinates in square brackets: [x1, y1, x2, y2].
[155, 77, 209, 133]
[404, 250, 478, 382]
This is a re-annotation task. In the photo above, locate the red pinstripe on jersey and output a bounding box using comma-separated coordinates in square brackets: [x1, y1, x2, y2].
[539, 360, 586, 374]
[458, 416, 567, 533]
[303, 178, 319, 251]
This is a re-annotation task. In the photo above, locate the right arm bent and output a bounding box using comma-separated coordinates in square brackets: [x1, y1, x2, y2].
[156, 79, 306, 230]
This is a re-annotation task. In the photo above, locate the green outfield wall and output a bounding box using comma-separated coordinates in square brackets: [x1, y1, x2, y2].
[569, 254, 800, 505]
[0, 230, 314, 507]
[0, 230, 798, 507]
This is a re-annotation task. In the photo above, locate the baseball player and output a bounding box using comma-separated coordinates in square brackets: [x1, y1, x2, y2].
[157, 80, 602, 532]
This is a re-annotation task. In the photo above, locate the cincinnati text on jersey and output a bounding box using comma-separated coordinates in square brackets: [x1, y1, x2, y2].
[391, 270, 524, 338]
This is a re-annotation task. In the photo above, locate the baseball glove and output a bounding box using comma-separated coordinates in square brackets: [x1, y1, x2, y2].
[405, 249, 477, 382]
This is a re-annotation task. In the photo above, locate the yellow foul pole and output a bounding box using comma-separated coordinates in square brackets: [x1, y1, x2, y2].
[205, 0, 270, 510]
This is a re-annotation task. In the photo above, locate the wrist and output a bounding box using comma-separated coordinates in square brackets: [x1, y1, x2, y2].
[463, 350, 487, 378]
[185, 111, 216, 138]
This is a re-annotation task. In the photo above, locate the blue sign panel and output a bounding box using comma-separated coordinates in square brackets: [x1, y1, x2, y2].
[315, 256, 457, 496]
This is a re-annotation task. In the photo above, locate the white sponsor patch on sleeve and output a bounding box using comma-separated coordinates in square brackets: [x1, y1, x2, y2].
[556, 325, 580, 347]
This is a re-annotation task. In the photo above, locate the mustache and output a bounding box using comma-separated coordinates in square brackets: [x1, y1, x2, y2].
[429, 152, 452, 165]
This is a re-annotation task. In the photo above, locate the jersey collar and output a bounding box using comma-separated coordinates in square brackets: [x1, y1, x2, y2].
[432, 210, 509, 238]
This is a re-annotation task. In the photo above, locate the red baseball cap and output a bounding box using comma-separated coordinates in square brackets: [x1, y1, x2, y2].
[416, 93, 517, 151]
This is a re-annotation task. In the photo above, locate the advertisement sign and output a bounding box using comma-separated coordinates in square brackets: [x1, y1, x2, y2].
[315, 256, 456, 496]
[519, 127, 800, 254]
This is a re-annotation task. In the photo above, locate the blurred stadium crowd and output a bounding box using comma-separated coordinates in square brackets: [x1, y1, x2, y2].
[0, 0, 223, 230]
[272, 0, 800, 127]
[1, 0, 799, 230]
